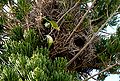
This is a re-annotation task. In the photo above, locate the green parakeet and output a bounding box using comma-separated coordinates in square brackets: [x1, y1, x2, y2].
[46, 35, 53, 49]
[43, 17, 60, 31]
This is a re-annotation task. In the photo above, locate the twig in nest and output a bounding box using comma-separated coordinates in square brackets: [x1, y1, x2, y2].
[91, 15, 104, 22]
[57, 0, 81, 24]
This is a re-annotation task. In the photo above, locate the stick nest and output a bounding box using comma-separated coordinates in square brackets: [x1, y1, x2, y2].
[31, 0, 101, 74]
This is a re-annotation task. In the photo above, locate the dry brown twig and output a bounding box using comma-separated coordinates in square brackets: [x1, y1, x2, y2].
[83, 63, 119, 81]
[66, 5, 120, 67]
[35, 0, 43, 37]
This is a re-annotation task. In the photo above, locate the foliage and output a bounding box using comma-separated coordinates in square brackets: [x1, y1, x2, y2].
[12, 0, 32, 21]
[0, 26, 79, 80]
[95, 28, 120, 80]
[96, 28, 120, 62]
[0, 47, 79, 81]
[0, 24, 6, 55]
[10, 25, 24, 41]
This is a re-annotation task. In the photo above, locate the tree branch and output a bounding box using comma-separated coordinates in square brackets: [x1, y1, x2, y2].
[66, 5, 120, 67]
[65, 0, 96, 43]
[83, 63, 119, 81]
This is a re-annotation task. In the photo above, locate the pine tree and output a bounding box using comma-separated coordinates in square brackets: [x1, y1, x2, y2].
[0, 0, 120, 81]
